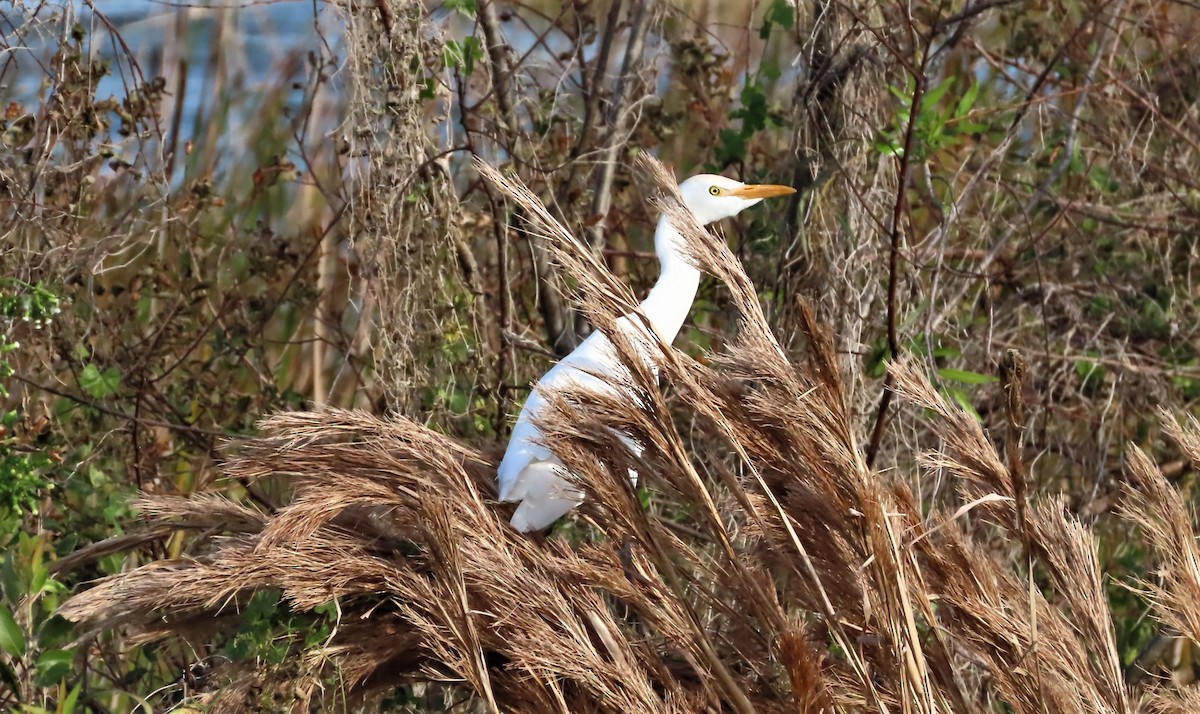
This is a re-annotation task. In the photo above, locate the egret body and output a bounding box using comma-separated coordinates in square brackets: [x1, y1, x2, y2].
[497, 174, 796, 532]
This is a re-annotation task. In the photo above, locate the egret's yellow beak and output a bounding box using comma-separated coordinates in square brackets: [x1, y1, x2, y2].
[729, 183, 797, 199]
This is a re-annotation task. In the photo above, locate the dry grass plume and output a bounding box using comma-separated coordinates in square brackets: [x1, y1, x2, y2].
[61, 156, 1200, 713]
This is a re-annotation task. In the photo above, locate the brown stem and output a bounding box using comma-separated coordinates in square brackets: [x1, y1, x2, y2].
[477, 0, 576, 355]
[999, 348, 1031, 557]
[583, 0, 653, 254]
[865, 40, 930, 469]
[577, 0, 653, 337]
[570, 0, 624, 164]
[374, 0, 394, 36]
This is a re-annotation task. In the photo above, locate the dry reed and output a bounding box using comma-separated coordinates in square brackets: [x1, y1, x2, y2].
[61, 156, 1200, 713]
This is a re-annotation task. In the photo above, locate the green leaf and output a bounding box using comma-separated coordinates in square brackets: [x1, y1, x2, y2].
[0, 605, 25, 657]
[79, 364, 120, 399]
[943, 387, 983, 421]
[888, 83, 913, 108]
[444, 0, 477, 16]
[418, 77, 437, 101]
[874, 139, 904, 158]
[865, 342, 890, 379]
[304, 623, 332, 649]
[35, 648, 73, 686]
[135, 294, 153, 323]
[1076, 359, 1107, 387]
[715, 128, 747, 165]
[29, 562, 47, 596]
[245, 589, 280, 622]
[938, 368, 997, 385]
[761, 60, 781, 82]
[736, 82, 769, 133]
[926, 117, 946, 145]
[1, 555, 20, 601]
[87, 466, 108, 488]
[444, 40, 464, 70]
[922, 76, 955, 110]
[37, 615, 74, 649]
[955, 81, 981, 118]
[267, 640, 289, 664]
[226, 632, 251, 661]
[760, 0, 795, 38]
[60, 682, 82, 714]
[444, 37, 484, 76]
[462, 36, 483, 76]
[1088, 165, 1119, 194]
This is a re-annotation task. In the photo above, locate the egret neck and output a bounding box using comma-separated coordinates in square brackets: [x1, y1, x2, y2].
[637, 215, 701, 345]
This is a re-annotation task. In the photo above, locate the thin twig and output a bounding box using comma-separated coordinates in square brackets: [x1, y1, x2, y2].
[477, 0, 576, 354]
[11, 372, 249, 441]
[865, 15, 933, 469]
[584, 0, 653, 255]
[373, 0, 394, 36]
[577, 0, 653, 337]
[999, 348, 1031, 556]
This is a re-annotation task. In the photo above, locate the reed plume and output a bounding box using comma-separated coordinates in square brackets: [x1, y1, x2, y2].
[61, 156, 1200, 713]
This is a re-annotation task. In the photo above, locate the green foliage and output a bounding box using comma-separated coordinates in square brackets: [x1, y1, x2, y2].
[0, 419, 52, 520]
[717, 81, 786, 166]
[0, 280, 60, 398]
[875, 77, 987, 160]
[1103, 536, 1160, 667]
[77, 365, 120, 400]
[225, 590, 337, 665]
[714, 2, 795, 167]
[1075, 354, 1108, 395]
[444, 36, 484, 76]
[0, 531, 76, 705]
[760, 0, 795, 39]
[938, 367, 997, 386]
[34, 649, 73, 687]
[0, 4, 351, 706]
[444, 0, 477, 16]
[0, 282, 61, 519]
[0, 605, 24, 657]
[865, 336, 993, 420]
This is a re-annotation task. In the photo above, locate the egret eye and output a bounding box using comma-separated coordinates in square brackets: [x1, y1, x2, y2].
[708, 185, 721, 196]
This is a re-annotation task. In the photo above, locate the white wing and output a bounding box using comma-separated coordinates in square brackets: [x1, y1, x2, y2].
[507, 461, 583, 532]
[497, 327, 647, 530]
[495, 400, 551, 501]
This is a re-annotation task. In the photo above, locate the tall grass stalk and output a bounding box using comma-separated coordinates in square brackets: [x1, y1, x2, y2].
[61, 156, 1200, 713]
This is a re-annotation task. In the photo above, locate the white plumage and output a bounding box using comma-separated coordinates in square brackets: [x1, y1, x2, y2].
[497, 173, 795, 532]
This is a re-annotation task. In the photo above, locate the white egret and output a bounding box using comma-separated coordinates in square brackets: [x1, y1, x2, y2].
[497, 174, 796, 532]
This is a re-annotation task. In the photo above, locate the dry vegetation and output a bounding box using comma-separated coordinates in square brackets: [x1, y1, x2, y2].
[2, 0, 1200, 711]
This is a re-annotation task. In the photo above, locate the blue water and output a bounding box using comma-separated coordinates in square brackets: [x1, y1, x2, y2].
[0, 2, 574, 178]
[0, 1, 341, 183]
[1, 2, 815, 183]
[96, 1, 340, 147]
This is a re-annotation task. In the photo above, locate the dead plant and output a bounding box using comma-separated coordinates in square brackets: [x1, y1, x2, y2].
[58, 156, 1200, 713]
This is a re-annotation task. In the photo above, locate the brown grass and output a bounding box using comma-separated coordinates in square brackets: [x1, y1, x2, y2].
[60, 156, 1200, 713]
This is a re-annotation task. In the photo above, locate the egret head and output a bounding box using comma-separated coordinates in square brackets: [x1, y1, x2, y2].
[676, 174, 796, 225]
